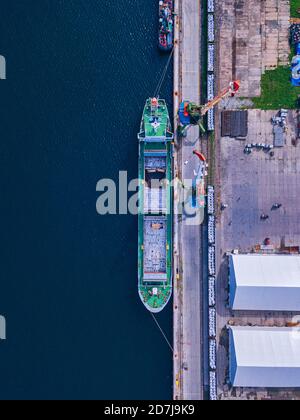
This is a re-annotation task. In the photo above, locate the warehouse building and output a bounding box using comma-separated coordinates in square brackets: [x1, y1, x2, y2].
[229, 327, 300, 388]
[229, 254, 300, 311]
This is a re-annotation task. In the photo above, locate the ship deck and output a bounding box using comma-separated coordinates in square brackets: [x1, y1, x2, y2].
[143, 216, 167, 281]
[138, 142, 173, 287]
[144, 156, 167, 213]
[143, 100, 169, 138]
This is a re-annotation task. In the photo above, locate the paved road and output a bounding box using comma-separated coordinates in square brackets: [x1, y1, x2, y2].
[215, 110, 300, 394]
[174, 0, 203, 401]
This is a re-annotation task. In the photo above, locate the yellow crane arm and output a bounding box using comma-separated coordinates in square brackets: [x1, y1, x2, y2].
[201, 80, 241, 116]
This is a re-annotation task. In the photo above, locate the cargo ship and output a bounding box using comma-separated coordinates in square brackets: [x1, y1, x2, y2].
[159, 1, 174, 52]
[138, 98, 173, 313]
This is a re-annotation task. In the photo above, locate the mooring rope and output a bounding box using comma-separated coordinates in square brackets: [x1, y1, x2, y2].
[154, 47, 175, 98]
[150, 312, 174, 353]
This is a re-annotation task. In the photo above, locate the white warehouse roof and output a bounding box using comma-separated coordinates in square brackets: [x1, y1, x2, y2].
[229, 254, 300, 311]
[229, 326, 300, 388]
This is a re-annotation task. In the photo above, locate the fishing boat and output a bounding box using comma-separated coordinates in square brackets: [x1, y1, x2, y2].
[159, 1, 174, 52]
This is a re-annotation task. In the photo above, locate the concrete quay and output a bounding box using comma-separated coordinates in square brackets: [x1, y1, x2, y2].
[173, 0, 203, 401]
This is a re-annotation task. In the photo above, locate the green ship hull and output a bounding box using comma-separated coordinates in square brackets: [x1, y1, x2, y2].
[138, 98, 173, 313]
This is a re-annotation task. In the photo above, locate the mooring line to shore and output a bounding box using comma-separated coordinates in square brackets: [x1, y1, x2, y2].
[154, 47, 175, 98]
[150, 313, 174, 353]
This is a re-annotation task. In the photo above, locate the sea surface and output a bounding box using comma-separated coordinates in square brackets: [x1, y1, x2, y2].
[0, 0, 173, 400]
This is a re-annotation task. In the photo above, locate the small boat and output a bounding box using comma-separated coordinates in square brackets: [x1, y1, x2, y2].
[159, 1, 174, 52]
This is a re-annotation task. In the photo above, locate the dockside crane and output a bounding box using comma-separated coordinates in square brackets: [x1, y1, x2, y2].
[178, 80, 241, 134]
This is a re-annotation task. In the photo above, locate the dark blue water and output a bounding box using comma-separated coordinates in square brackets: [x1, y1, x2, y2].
[0, 0, 173, 400]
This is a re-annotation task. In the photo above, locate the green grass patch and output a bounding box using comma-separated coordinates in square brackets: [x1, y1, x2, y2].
[252, 66, 300, 109]
[291, 0, 300, 18]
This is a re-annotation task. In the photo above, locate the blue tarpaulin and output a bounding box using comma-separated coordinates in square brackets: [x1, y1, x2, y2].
[291, 53, 300, 87]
